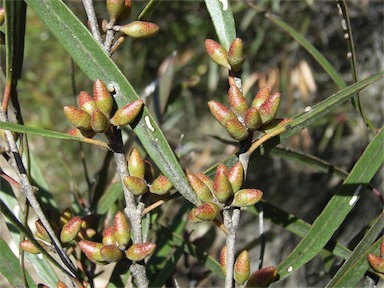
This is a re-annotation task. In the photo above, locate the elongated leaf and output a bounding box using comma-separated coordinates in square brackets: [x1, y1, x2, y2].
[326, 213, 384, 287]
[266, 13, 346, 89]
[0, 237, 35, 287]
[95, 182, 122, 215]
[25, 0, 198, 206]
[277, 127, 384, 279]
[205, 0, 236, 50]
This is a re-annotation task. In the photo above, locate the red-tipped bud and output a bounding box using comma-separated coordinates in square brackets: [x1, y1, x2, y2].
[220, 246, 227, 275]
[113, 211, 131, 250]
[213, 164, 233, 203]
[208, 100, 237, 127]
[60, 216, 83, 243]
[232, 189, 263, 207]
[93, 79, 114, 117]
[149, 175, 173, 195]
[195, 173, 214, 192]
[91, 109, 111, 133]
[246, 266, 277, 287]
[188, 208, 204, 223]
[234, 250, 250, 285]
[100, 245, 123, 262]
[116, 0, 132, 22]
[123, 176, 148, 196]
[205, 39, 230, 69]
[20, 240, 40, 254]
[228, 85, 248, 118]
[244, 107, 262, 130]
[187, 173, 213, 203]
[78, 91, 97, 115]
[128, 148, 146, 179]
[228, 38, 245, 72]
[368, 254, 384, 273]
[251, 86, 270, 110]
[125, 242, 156, 261]
[79, 240, 107, 264]
[194, 202, 220, 221]
[258, 92, 281, 124]
[228, 162, 244, 193]
[258, 118, 291, 134]
[64, 105, 92, 130]
[35, 220, 51, 242]
[110, 100, 143, 126]
[0, 8, 4, 26]
[102, 226, 117, 246]
[115, 21, 159, 39]
[106, 0, 125, 21]
[225, 117, 249, 141]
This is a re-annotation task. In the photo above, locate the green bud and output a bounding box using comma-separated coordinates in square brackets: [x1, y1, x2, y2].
[187, 173, 213, 203]
[225, 117, 249, 141]
[102, 226, 117, 246]
[213, 164, 233, 203]
[93, 79, 114, 117]
[79, 240, 107, 264]
[208, 100, 237, 127]
[60, 216, 82, 243]
[195, 173, 214, 192]
[106, 0, 125, 21]
[228, 38, 245, 72]
[231, 189, 263, 207]
[115, 21, 159, 39]
[113, 211, 131, 250]
[220, 246, 227, 275]
[194, 202, 220, 221]
[110, 100, 143, 126]
[116, 0, 132, 22]
[258, 92, 281, 124]
[244, 107, 262, 130]
[246, 266, 277, 288]
[78, 91, 97, 115]
[368, 254, 384, 274]
[234, 250, 250, 285]
[149, 175, 173, 195]
[59, 208, 72, 226]
[188, 208, 203, 223]
[205, 39, 231, 69]
[228, 85, 248, 118]
[251, 86, 270, 110]
[228, 162, 244, 193]
[123, 176, 148, 196]
[35, 220, 50, 242]
[64, 105, 92, 130]
[78, 228, 96, 240]
[20, 240, 40, 254]
[100, 245, 123, 262]
[128, 148, 146, 179]
[0, 8, 5, 26]
[125, 242, 156, 261]
[91, 109, 111, 133]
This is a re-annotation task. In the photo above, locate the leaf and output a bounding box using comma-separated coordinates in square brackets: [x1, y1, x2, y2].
[0, 237, 35, 287]
[25, 0, 199, 206]
[325, 213, 384, 287]
[277, 127, 384, 279]
[205, 0, 236, 50]
[95, 182, 123, 215]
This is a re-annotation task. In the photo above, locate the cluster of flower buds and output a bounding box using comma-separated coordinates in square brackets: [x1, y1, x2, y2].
[220, 246, 277, 286]
[64, 79, 143, 138]
[187, 161, 263, 223]
[367, 240, 384, 275]
[19, 209, 96, 255]
[79, 211, 155, 265]
[205, 38, 290, 141]
[123, 147, 174, 196]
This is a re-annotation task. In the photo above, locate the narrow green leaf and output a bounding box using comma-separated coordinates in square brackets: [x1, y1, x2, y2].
[326, 213, 384, 287]
[25, 0, 198, 206]
[138, 0, 159, 20]
[266, 13, 347, 89]
[0, 237, 35, 287]
[205, 0, 236, 50]
[277, 127, 384, 279]
[107, 260, 131, 288]
[95, 182, 123, 215]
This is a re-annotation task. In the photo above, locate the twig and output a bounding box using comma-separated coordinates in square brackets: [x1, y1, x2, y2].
[81, 0, 103, 45]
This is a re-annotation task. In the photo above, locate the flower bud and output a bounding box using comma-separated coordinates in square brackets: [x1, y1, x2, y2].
[258, 92, 281, 124]
[246, 266, 277, 287]
[78, 228, 96, 240]
[64, 105, 92, 130]
[244, 107, 262, 130]
[234, 250, 250, 285]
[208, 100, 237, 127]
[228, 162, 244, 193]
[213, 164, 233, 203]
[79, 240, 107, 264]
[195, 173, 214, 192]
[187, 173, 213, 203]
[91, 109, 111, 133]
[258, 118, 291, 134]
[35, 220, 51, 242]
[228, 85, 248, 118]
[228, 38, 245, 72]
[110, 100, 143, 126]
[231, 189, 263, 207]
[100, 245, 123, 262]
[78, 91, 97, 115]
[367, 253, 384, 273]
[67, 128, 84, 138]
[106, 0, 125, 21]
[20, 240, 40, 254]
[205, 39, 230, 69]
[113, 211, 131, 250]
[60, 208, 72, 226]
[149, 175, 173, 195]
[188, 208, 204, 223]
[125, 242, 156, 261]
[0, 8, 4, 26]
[251, 86, 270, 110]
[225, 117, 249, 141]
[115, 21, 159, 39]
[102, 226, 117, 246]
[220, 246, 227, 275]
[60, 216, 83, 243]
[116, 0, 132, 22]
[380, 240, 384, 257]
[93, 79, 114, 117]
[128, 148, 146, 179]
[123, 176, 148, 196]
[56, 280, 67, 288]
[194, 202, 220, 221]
